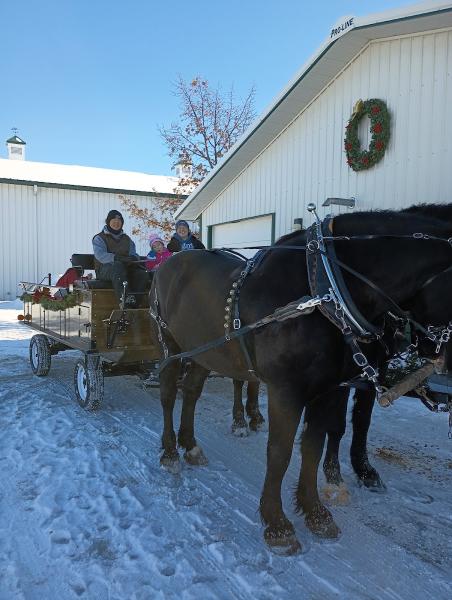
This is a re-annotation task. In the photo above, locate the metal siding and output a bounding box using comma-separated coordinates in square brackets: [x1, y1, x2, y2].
[203, 29, 452, 240]
[0, 183, 168, 299]
[0, 184, 37, 299]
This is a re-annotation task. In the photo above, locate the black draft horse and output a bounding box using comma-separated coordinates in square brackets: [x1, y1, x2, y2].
[150, 205, 452, 554]
[308, 203, 452, 499]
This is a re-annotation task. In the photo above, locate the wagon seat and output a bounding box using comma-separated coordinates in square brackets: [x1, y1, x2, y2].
[70, 254, 152, 308]
[70, 253, 113, 289]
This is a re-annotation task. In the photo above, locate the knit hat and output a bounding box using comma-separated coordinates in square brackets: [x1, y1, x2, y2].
[149, 233, 165, 247]
[175, 220, 189, 231]
[106, 210, 124, 225]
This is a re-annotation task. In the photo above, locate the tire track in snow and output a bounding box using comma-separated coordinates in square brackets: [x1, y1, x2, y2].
[3, 349, 451, 599]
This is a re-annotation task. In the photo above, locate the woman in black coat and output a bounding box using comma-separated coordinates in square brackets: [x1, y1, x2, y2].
[167, 220, 205, 252]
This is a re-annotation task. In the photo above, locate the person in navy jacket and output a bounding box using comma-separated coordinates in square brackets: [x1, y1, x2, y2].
[167, 220, 205, 252]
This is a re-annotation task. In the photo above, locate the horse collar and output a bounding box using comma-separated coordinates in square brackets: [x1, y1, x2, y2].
[306, 218, 382, 341]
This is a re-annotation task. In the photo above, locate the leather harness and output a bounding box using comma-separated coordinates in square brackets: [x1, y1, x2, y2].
[151, 215, 452, 398]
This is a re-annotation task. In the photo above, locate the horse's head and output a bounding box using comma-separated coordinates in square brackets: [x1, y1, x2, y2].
[405, 266, 452, 372]
[331, 206, 452, 325]
[399, 205, 452, 370]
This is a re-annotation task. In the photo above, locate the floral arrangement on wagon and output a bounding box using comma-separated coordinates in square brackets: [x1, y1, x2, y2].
[20, 287, 83, 312]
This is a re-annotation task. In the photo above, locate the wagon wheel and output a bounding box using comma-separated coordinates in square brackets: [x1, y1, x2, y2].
[29, 335, 51, 376]
[74, 356, 104, 410]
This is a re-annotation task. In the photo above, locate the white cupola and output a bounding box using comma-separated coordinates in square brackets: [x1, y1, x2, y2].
[6, 131, 26, 160]
[174, 159, 192, 179]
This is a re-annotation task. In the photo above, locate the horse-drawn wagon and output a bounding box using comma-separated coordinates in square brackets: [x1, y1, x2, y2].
[19, 253, 159, 410]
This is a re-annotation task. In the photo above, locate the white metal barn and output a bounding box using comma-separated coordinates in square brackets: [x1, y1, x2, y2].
[0, 141, 180, 300]
[176, 1, 452, 250]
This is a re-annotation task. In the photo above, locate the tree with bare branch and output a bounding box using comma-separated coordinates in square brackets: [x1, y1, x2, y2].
[160, 76, 256, 192]
[119, 193, 185, 240]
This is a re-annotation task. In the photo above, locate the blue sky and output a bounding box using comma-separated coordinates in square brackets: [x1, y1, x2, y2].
[1, 0, 417, 175]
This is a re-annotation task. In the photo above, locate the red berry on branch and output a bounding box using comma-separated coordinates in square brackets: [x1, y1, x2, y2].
[371, 106, 381, 114]
[375, 141, 384, 151]
[373, 123, 383, 134]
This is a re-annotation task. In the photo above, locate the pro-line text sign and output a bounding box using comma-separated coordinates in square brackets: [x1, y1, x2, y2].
[330, 16, 354, 39]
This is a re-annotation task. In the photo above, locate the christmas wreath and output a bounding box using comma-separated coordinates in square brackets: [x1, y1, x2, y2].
[344, 99, 390, 171]
[20, 288, 82, 312]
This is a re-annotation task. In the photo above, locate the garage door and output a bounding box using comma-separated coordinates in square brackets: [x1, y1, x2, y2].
[211, 215, 273, 257]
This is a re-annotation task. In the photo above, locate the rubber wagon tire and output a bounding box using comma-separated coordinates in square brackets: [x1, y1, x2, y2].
[74, 357, 104, 411]
[29, 335, 51, 376]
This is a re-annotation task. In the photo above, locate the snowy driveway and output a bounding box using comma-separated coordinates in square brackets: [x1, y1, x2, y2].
[0, 302, 451, 600]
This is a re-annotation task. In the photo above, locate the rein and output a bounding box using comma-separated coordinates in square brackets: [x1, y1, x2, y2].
[151, 216, 452, 398]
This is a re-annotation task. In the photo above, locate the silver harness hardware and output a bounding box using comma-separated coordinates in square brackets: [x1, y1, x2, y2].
[296, 295, 330, 312]
[427, 321, 452, 354]
[151, 209, 452, 422]
[149, 287, 169, 360]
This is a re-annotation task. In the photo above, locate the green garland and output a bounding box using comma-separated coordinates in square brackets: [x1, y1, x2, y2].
[344, 99, 390, 171]
[20, 289, 83, 312]
[39, 291, 83, 312]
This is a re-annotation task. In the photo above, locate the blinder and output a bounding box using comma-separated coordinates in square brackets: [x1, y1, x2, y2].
[304, 208, 452, 399]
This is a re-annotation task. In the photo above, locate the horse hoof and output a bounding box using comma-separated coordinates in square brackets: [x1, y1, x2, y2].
[264, 528, 301, 556]
[320, 483, 351, 506]
[249, 415, 265, 432]
[305, 506, 341, 539]
[359, 473, 387, 492]
[184, 445, 208, 466]
[160, 452, 181, 474]
[231, 423, 249, 437]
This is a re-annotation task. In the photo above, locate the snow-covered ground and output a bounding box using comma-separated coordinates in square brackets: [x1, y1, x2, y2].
[1, 300, 451, 600]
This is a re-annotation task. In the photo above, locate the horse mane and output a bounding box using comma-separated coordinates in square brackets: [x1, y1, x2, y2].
[403, 202, 452, 222]
[332, 203, 452, 235]
[274, 229, 306, 246]
[272, 203, 452, 245]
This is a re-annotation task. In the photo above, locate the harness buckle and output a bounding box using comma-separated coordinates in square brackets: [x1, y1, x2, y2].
[307, 240, 320, 253]
[233, 318, 241, 330]
[353, 352, 368, 367]
[296, 296, 322, 313]
[362, 364, 378, 379]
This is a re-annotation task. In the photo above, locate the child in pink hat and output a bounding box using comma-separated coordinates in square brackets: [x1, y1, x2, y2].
[145, 234, 172, 272]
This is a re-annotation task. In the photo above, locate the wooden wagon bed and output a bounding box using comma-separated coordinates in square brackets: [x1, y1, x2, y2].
[19, 273, 160, 410]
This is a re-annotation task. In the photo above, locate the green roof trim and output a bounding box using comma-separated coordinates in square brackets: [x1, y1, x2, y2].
[0, 177, 187, 199]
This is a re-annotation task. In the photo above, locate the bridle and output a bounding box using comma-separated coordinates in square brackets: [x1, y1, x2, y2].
[151, 208, 452, 400]
[303, 205, 452, 395]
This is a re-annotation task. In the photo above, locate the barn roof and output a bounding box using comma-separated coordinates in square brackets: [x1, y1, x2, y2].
[6, 136, 26, 145]
[0, 158, 180, 197]
[176, 1, 452, 220]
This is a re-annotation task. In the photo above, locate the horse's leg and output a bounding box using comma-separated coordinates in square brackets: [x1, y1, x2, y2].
[259, 383, 303, 554]
[319, 388, 351, 506]
[178, 361, 210, 466]
[350, 389, 386, 490]
[323, 388, 348, 486]
[159, 360, 182, 471]
[246, 381, 265, 431]
[231, 379, 248, 436]
[295, 399, 341, 538]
